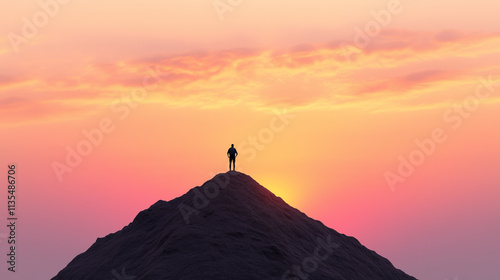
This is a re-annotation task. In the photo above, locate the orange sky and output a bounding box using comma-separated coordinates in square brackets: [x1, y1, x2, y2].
[1, 1, 499, 279]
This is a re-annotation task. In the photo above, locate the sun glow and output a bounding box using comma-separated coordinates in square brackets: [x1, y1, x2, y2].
[256, 175, 301, 208]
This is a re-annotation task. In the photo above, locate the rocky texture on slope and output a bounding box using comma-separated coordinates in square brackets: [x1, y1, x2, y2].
[52, 171, 416, 280]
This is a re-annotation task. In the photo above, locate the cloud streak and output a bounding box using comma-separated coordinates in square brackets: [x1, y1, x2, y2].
[1, 30, 499, 124]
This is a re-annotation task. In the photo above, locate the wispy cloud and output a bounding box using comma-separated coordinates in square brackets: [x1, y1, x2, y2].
[1, 30, 499, 124]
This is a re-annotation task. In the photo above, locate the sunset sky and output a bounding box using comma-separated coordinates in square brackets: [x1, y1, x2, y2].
[1, 1, 499, 279]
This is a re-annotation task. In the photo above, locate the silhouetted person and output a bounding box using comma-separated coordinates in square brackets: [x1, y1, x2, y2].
[227, 144, 238, 171]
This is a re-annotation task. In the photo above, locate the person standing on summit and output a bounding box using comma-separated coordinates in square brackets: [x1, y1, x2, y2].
[227, 144, 238, 171]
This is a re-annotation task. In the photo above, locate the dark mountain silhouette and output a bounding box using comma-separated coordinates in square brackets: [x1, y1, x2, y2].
[52, 171, 416, 280]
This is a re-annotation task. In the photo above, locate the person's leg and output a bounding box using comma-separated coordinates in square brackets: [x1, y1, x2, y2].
[233, 158, 236, 170]
[230, 157, 235, 170]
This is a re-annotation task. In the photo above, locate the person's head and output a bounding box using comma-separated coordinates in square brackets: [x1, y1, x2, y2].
[231, 144, 234, 147]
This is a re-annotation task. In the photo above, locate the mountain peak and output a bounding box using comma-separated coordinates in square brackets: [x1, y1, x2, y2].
[52, 172, 416, 280]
